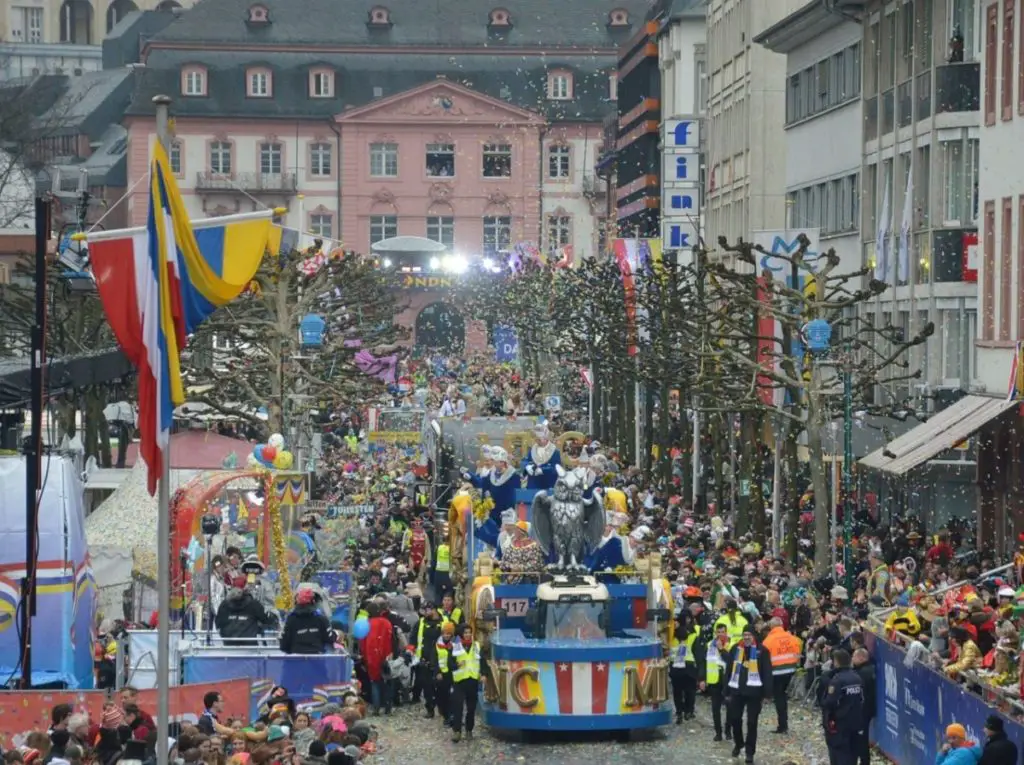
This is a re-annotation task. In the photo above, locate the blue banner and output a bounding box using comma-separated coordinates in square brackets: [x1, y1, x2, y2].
[183, 653, 353, 721]
[494, 326, 518, 361]
[869, 633, 1024, 763]
[314, 570, 354, 597]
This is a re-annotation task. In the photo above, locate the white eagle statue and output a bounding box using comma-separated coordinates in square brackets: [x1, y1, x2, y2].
[530, 465, 605, 570]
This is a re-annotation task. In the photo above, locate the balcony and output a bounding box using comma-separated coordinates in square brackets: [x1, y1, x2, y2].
[194, 172, 298, 194]
[935, 62, 980, 114]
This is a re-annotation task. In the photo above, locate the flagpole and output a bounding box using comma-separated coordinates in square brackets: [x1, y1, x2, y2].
[153, 93, 172, 765]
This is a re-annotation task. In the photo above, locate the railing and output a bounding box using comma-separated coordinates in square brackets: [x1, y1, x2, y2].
[935, 62, 980, 113]
[194, 171, 298, 193]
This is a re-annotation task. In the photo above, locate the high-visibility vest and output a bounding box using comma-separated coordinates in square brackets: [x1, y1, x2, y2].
[436, 545, 451, 572]
[763, 627, 802, 675]
[416, 618, 439, 659]
[704, 639, 729, 684]
[671, 624, 701, 668]
[452, 640, 481, 682]
[714, 612, 748, 648]
[417, 492, 429, 507]
[441, 607, 463, 627]
[436, 638, 453, 674]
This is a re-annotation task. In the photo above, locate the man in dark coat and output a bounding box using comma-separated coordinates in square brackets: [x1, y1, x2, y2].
[280, 588, 335, 654]
[724, 627, 774, 765]
[216, 576, 275, 643]
[978, 715, 1019, 765]
[852, 648, 876, 765]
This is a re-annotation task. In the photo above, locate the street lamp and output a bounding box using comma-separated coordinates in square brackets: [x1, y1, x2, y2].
[802, 318, 854, 592]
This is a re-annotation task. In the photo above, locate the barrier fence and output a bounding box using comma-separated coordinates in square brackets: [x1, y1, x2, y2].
[867, 632, 1024, 763]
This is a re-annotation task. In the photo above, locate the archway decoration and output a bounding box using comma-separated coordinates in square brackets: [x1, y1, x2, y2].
[415, 301, 465, 351]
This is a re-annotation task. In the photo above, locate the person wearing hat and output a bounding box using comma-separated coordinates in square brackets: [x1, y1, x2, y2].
[215, 575, 275, 644]
[820, 648, 863, 765]
[724, 627, 773, 764]
[434, 621, 458, 725]
[413, 601, 444, 719]
[521, 422, 562, 491]
[883, 592, 921, 638]
[280, 586, 336, 655]
[938, 723, 981, 764]
[978, 715, 1017, 765]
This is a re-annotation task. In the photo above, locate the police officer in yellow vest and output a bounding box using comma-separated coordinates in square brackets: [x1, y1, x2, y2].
[700, 621, 733, 741]
[670, 611, 705, 724]
[449, 623, 485, 743]
[413, 601, 444, 719]
[434, 621, 457, 725]
[714, 599, 749, 648]
[440, 592, 463, 628]
[434, 540, 452, 595]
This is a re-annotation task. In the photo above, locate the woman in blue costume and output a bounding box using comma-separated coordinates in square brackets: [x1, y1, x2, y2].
[464, 446, 519, 549]
[521, 423, 561, 491]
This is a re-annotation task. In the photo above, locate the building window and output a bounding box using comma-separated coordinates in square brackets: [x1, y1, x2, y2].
[597, 217, 608, 256]
[547, 215, 571, 252]
[548, 145, 571, 179]
[949, 0, 979, 62]
[11, 7, 43, 43]
[608, 8, 629, 26]
[940, 137, 979, 224]
[370, 215, 398, 246]
[548, 71, 572, 100]
[310, 70, 334, 98]
[426, 216, 455, 250]
[489, 8, 511, 26]
[426, 143, 455, 177]
[482, 143, 512, 178]
[169, 141, 182, 175]
[787, 173, 859, 236]
[369, 142, 398, 177]
[310, 213, 333, 238]
[483, 215, 511, 255]
[260, 142, 282, 175]
[982, 200, 995, 340]
[985, 2, 997, 124]
[248, 69, 271, 97]
[1002, 0, 1014, 120]
[785, 43, 860, 125]
[609, 73, 617, 100]
[209, 141, 232, 174]
[310, 142, 332, 177]
[183, 68, 206, 96]
[1001, 197, 1013, 339]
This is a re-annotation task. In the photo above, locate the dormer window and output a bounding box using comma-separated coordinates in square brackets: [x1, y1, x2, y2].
[310, 68, 334, 98]
[488, 8, 511, 27]
[547, 70, 573, 100]
[247, 67, 272, 97]
[247, 4, 269, 23]
[608, 8, 629, 27]
[609, 72, 617, 100]
[368, 6, 391, 27]
[182, 65, 207, 96]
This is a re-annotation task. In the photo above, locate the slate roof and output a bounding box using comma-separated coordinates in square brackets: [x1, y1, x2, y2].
[127, 49, 619, 122]
[149, 0, 654, 49]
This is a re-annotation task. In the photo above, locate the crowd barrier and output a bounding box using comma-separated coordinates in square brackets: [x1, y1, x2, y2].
[182, 650, 353, 720]
[0, 678, 251, 747]
[867, 632, 1024, 763]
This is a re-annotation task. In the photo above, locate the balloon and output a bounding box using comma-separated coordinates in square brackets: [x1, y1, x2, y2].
[273, 451, 294, 470]
[268, 433, 285, 449]
[352, 617, 371, 640]
[262, 445, 277, 462]
[254, 444, 268, 462]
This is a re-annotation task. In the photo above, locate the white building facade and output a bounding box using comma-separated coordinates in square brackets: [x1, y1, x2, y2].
[976, 0, 1024, 394]
[705, 0, 806, 249]
[755, 3, 863, 272]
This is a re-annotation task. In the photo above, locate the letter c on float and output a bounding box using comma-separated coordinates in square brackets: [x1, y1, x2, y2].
[509, 666, 539, 708]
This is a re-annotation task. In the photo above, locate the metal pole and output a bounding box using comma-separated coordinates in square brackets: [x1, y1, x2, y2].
[153, 93, 172, 765]
[843, 344, 854, 592]
[22, 197, 49, 689]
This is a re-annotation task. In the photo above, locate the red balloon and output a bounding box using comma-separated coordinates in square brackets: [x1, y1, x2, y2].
[263, 445, 277, 461]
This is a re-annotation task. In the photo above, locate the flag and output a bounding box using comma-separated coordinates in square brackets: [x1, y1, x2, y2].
[1008, 341, 1024, 402]
[898, 164, 913, 284]
[580, 366, 593, 389]
[874, 174, 891, 281]
[613, 238, 662, 356]
[87, 142, 281, 494]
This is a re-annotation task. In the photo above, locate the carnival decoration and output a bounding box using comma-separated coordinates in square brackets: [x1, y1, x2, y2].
[264, 470, 294, 611]
[531, 466, 605, 570]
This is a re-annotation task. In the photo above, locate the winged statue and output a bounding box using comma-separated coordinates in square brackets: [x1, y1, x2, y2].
[530, 465, 605, 570]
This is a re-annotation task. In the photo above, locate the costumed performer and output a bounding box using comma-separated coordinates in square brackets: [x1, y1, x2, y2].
[497, 520, 545, 584]
[585, 512, 637, 572]
[521, 422, 561, 491]
[463, 446, 518, 549]
[402, 516, 432, 581]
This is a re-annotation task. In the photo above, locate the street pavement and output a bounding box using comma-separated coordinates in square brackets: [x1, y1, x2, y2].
[371, 692, 843, 765]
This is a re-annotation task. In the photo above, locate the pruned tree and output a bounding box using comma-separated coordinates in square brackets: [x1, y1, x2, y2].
[183, 246, 408, 435]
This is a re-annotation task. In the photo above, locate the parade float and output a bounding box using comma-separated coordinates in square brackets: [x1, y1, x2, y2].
[449, 459, 674, 733]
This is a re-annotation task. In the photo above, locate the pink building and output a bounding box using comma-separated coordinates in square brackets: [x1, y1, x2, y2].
[122, 0, 647, 348]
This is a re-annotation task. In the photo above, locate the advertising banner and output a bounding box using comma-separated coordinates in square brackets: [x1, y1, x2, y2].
[0, 678, 250, 748]
[870, 634, 1024, 763]
[183, 653, 353, 720]
[494, 326, 518, 362]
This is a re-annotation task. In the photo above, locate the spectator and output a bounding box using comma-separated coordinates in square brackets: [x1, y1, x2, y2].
[936, 723, 981, 765]
[944, 626, 982, 680]
[119, 686, 156, 733]
[853, 648, 876, 765]
[48, 705, 73, 736]
[977, 715, 1018, 765]
[279, 588, 335, 655]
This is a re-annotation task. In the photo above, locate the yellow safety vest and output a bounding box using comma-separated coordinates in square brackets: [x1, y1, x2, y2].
[416, 618, 439, 659]
[436, 639, 453, 674]
[441, 607, 463, 627]
[417, 492, 429, 506]
[705, 640, 728, 684]
[671, 624, 700, 668]
[714, 612, 748, 649]
[452, 640, 481, 682]
[436, 545, 451, 572]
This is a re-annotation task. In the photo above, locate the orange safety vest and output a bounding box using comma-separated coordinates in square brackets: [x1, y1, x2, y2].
[763, 627, 802, 675]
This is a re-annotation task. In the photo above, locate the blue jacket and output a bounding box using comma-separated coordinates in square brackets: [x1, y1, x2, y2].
[521, 447, 561, 491]
[936, 744, 982, 765]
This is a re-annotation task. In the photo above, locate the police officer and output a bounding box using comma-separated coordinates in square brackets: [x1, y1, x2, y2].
[434, 621, 457, 725]
[413, 601, 444, 719]
[820, 648, 864, 765]
[440, 592, 463, 627]
[700, 622, 732, 741]
[449, 623, 483, 743]
[714, 598, 749, 649]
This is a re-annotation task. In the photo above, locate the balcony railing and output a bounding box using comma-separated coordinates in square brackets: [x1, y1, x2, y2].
[935, 62, 980, 114]
[194, 172, 298, 193]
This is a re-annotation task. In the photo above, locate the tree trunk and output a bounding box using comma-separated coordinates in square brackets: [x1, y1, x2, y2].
[623, 378, 635, 465]
[784, 426, 800, 561]
[711, 414, 725, 515]
[736, 412, 755, 535]
[658, 382, 671, 489]
[807, 383, 831, 577]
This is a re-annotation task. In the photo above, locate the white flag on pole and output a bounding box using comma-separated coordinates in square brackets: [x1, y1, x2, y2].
[898, 164, 913, 284]
[874, 175, 891, 281]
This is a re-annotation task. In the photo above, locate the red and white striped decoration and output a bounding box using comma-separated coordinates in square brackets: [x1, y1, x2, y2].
[555, 661, 611, 715]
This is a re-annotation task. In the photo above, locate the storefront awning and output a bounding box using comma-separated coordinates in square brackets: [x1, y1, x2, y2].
[859, 394, 1016, 476]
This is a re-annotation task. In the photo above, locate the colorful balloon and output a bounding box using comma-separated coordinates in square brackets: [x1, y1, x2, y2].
[262, 445, 277, 462]
[352, 617, 371, 640]
[273, 451, 294, 470]
[268, 433, 285, 449]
